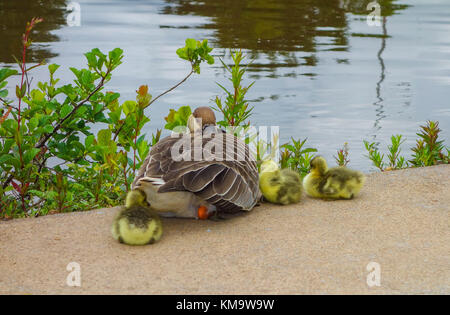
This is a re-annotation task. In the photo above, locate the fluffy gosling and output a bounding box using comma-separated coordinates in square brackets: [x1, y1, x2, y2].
[111, 189, 163, 245]
[259, 160, 303, 205]
[303, 156, 365, 199]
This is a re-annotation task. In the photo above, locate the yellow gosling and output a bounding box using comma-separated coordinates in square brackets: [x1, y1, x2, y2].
[303, 156, 365, 199]
[111, 189, 163, 245]
[259, 160, 303, 205]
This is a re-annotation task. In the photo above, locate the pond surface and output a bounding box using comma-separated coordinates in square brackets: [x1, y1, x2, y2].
[1, 0, 449, 171]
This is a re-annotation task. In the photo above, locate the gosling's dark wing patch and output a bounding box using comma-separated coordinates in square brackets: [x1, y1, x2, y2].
[318, 167, 364, 195]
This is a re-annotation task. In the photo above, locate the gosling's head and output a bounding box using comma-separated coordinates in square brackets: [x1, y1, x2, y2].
[188, 106, 216, 133]
[260, 160, 279, 173]
[125, 189, 150, 208]
[310, 156, 328, 174]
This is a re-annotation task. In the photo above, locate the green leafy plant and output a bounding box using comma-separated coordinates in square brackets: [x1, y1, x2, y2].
[280, 138, 317, 177]
[334, 142, 350, 167]
[364, 121, 449, 172]
[364, 135, 408, 171]
[213, 50, 255, 128]
[363, 140, 385, 171]
[411, 120, 448, 166]
[164, 105, 192, 131]
[0, 19, 214, 219]
[176, 39, 214, 74]
[364, 135, 407, 171]
[387, 135, 407, 169]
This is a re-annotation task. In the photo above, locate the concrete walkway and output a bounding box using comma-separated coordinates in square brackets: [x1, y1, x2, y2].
[0, 165, 449, 294]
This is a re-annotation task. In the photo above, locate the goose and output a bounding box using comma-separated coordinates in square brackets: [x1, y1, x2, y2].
[131, 106, 261, 219]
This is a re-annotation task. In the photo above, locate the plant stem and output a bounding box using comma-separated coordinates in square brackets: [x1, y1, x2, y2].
[123, 164, 129, 193]
[133, 116, 141, 173]
[148, 68, 194, 107]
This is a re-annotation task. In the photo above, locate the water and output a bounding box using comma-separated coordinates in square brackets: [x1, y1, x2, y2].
[1, 0, 449, 171]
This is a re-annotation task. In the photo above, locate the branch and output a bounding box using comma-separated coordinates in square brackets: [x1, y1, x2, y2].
[0, 97, 15, 107]
[2, 174, 14, 189]
[35, 70, 110, 149]
[148, 67, 194, 107]
[112, 120, 126, 141]
[112, 66, 194, 141]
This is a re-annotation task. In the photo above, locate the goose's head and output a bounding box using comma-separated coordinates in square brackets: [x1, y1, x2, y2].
[260, 160, 279, 174]
[188, 106, 216, 133]
[310, 156, 328, 175]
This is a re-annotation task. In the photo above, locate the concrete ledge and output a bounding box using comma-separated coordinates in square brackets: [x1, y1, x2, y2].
[0, 165, 449, 294]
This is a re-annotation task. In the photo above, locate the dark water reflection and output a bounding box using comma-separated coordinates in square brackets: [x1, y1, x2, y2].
[0, 0, 67, 62]
[0, 0, 449, 171]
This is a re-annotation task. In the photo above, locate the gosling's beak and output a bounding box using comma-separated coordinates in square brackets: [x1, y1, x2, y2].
[187, 114, 202, 133]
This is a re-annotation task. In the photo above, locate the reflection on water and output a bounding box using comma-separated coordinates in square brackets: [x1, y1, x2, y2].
[373, 16, 387, 140]
[161, 0, 350, 53]
[161, 0, 408, 76]
[0, 0, 67, 63]
[0, 0, 449, 171]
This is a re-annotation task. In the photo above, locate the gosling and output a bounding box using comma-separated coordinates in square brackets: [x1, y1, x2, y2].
[111, 189, 163, 245]
[259, 160, 303, 205]
[303, 156, 365, 199]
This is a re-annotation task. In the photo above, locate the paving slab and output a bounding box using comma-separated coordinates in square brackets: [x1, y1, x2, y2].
[0, 165, 449, 294]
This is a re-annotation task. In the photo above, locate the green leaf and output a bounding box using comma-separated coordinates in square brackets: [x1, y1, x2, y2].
[85, 52, 98, 69]
[30, 89, 45, 102]
[0, 154, 20, 169]
[43, 125, 54, 133]
[16, 84, 26, 98]
[136, 136, 150, 160]
[185, 38, 198, 50]
[0, 154, 13, 165]
[104, 92, 120, 104]
[176, 47, 188, 60]
[0, 68, 18, 82]
[48, 64, 60, 75]
[80, 70, 93, 86]
[97, 129, 112, 146]
[122, 100, 137, 116]
[108, 48, 124, 69]
[85, 134, 95, 148]
[164, 105, 192, 130]
[69, 67, 80, 79]
[1, 139, 14, 154]
[206, 55, 215, 65]
[60, 104, 73, 118]
[2, 119, 18, 134]
[28, 117, 39, 131]
[23, 148, 41, 164]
